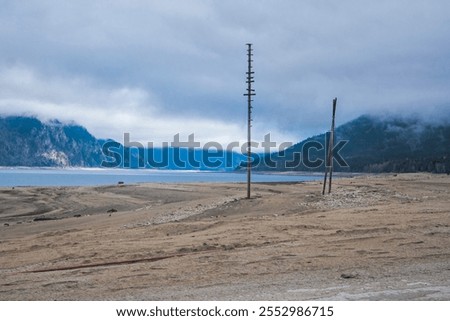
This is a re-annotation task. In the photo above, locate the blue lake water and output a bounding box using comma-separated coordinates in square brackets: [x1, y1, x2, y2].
[0, 168, 321, 187]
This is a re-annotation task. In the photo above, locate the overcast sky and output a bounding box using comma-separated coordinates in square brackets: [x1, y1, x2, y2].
[0, 0, 449, 145]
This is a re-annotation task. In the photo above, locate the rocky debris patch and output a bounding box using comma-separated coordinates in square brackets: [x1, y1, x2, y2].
[124, 196, 242, 228]
[297, 185, 420, 210]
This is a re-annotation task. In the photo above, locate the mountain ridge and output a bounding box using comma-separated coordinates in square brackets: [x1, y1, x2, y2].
[1, 114, 448, 173]
[0, 116, 246, 170]
[252, 114, 449, 173]
[0, 116, 104, 167]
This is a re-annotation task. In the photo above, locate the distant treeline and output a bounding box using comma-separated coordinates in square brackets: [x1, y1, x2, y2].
[1, 115, 449, 173]
[250, 115, 450, 174]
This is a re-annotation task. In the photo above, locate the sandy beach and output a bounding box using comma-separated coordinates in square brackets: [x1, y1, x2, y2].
[0, 173, 449, 300]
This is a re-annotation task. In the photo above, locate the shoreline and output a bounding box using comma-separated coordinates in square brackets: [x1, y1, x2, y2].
[0, 168, 323, 188]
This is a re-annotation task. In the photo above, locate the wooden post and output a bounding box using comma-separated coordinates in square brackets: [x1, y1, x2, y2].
[322, 98, 337, 195]
[328, 98, 337, 194]
[322, 131, 330, 195]
[243, 43, 255, 199]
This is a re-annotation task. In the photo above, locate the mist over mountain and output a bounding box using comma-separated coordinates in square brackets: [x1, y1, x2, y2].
[0, 116, 104, 167]
[253, 114, 450, 173]
[1, 115, 448, 172]
[0, 116, 246, 170]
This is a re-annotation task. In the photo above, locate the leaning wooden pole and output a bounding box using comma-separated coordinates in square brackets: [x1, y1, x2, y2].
[244, 43, 255, 199]
[322, 97, 337, 195]
[322, 132, 330, 195]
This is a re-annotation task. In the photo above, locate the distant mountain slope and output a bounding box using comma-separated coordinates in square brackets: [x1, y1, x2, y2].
[253, 115, 450, 173]
[2, 115, 448, 172]
[0, 116, 104, 166]
[0, 116, 246, 169]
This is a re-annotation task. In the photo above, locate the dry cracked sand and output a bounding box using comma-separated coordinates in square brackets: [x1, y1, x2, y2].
[0, 173, 449, 300]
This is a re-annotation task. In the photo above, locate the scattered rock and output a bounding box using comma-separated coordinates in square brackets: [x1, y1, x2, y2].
[222, 244, 235, 251]
[73, 214, 81, 218]
[4, 223, 9, 227]
[106, 208, 118, 213]
[118, 181, 124, 185]
[33, 216, 58, 221]
[340, 272, 359, 279]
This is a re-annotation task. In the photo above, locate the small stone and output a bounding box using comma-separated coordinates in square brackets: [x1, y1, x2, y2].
[341, 272, 359, 279]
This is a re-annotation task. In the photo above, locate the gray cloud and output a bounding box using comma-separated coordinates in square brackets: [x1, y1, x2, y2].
[1, 0, 449, 144]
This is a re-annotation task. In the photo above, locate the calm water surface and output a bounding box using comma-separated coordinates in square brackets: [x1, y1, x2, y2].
[0, 168, 321, 187]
